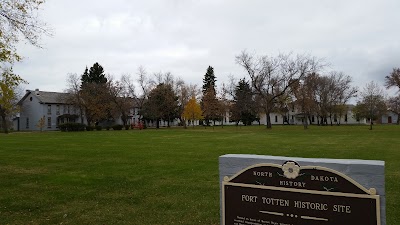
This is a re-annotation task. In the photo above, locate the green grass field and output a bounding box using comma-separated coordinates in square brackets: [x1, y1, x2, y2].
[0, 125, 399, 224]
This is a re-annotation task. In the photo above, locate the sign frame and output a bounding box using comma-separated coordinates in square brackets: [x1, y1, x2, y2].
[221, 162, 381, 225]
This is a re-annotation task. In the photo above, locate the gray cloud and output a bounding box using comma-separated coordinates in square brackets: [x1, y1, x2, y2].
[13, 0, 400, 96]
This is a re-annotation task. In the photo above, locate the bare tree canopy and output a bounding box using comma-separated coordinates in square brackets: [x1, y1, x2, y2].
[354, 81, 387, 130]
[235, 50, 324, 128]
[387, 95, 400, 125]
[385, 68, 400, 91]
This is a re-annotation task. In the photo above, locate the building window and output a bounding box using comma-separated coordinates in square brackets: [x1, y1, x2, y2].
[30, 97, 32, 101]
[47, 117, 51, 128]
[26, 118, 29, 129]
[345, 114, 348, 122]
[47, 105, 51, 115]
[275, 115, 278, 123]
[63, 105, 67, 114]
[67, 105, 70, 114]
[56, 105, 60, 115]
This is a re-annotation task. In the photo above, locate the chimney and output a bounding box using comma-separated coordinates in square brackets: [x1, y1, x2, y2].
[35, 88, 39, 95]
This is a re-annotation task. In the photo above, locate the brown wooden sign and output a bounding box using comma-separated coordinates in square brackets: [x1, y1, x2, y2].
[222, 162, 380, 225]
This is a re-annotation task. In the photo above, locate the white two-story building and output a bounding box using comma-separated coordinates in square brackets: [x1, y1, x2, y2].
[13, 89, 84, 131]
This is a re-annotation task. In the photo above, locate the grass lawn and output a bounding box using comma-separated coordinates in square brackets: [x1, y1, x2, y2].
[0, 125, 399, 224]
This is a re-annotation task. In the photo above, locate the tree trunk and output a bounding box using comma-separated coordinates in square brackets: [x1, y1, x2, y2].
[80, 107, 84, 124]
[266, 113, 272, 129]
[183, 117, 187, 129]
[370, 119, 373, 130]
[303, 114, 308, 130]
[121, 115, 127, 126]
[1, 113, 9, 134]
[156, 119, 160, 129]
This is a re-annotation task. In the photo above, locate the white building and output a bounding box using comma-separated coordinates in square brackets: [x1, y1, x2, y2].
[381, 111, 399, 124]
[13, 89, 84, 131]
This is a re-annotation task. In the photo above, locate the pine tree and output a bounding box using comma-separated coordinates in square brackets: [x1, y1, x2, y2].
[232, 79, 258, 125]
[202, 66, 216, 94]
[81, 63, 107, 84]
[79, 63, 111, 126]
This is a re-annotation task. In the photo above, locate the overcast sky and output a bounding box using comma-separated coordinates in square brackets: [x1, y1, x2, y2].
[14, 0, 400, 96]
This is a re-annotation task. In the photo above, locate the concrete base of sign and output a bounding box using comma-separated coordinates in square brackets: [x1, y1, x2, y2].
[219, 154, 385, 225]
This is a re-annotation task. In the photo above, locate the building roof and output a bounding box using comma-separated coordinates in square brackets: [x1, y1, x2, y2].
[18, 89, 71, 105]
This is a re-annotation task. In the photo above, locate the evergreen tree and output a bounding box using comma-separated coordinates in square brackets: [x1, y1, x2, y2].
[201, 66, 220, 125]
[81, 63, 107, 84]
[79, 63, 111, 126]
[202, 66, 216, 94]
[231, 78, 258, 125]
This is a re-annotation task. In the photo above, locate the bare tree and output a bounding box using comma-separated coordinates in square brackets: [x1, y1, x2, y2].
[293, 72, 319, 128]
[328, 71, 358, 125]
[385, 68, 400, 91]
[219, 83, 230, 128]
[387, 95, 400, 125]
[175, 78, 197, 128]
[356, 81, 387, 130]
[314, 75, 331, 125]
[65, 73, 85, 124]
[315, 72, 358, 126]
[235, 50, 322, 128]
[307, 72, 357, 126]
[120, 66, 154, 124]
[109, 76, 134, 126]
[202, 87, 221, 127]
[142, 83, 178, 128]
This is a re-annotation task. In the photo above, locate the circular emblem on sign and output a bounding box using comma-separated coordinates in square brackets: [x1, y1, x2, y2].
[282, 161, 300, 179]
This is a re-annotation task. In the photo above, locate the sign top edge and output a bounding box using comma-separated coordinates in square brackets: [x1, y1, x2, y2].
[219, 154, 385, 166]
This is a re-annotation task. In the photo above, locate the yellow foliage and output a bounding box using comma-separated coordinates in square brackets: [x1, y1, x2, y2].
[182, 97, 203, 121]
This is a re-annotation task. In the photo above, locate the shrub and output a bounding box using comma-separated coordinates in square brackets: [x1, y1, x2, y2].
[124, 125, 130, 130]
[59, 123, 86, 132]
[86, 126, 94, 131]
[95, 125, 102, 131]
[112, 124, 123, 130]
[105, 126, 110, 130]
